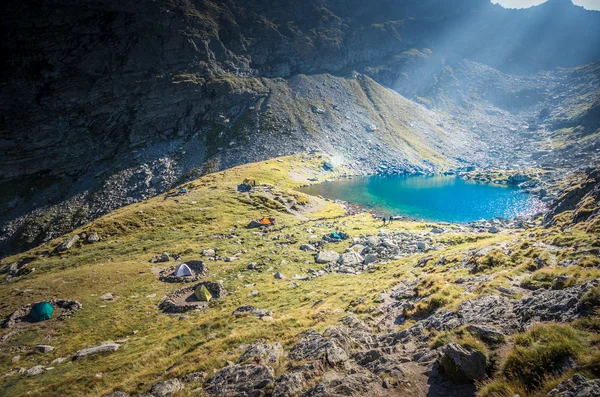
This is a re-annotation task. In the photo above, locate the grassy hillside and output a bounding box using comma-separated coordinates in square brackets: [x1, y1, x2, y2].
[0, 154, 598, 396]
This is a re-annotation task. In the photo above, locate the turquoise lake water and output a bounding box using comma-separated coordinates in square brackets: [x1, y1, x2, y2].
[300, 174, 544, 223]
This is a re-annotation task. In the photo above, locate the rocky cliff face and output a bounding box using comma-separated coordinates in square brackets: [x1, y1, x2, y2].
[1, 0, 599, 256]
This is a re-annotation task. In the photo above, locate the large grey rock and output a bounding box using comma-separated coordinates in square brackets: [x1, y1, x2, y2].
[53, 235, 80, 253]
[337, 251, 363, 267]
[25, 365, 44, 376]
[363, 253, 378, 265]
[86, 232, 100, 243]
[439, 343, 486, 381]
[299, 244, 316, 252]
[547, 374, 600, 397]
[149, 378, 184, 397]
[74, 342, 119, 360]
[315, 251, 340, 264]
[35, 345, 54, 354]
[204, 364, 275, 397]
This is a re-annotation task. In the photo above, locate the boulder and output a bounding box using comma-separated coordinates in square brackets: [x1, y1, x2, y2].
[465, 325, 505, 346]
[149, 379, 184, 397]
[439, 343, 486, 381]
[363, 254, 378, 265]
[159, 252, 170, 262]
[274, 272, 285, 280]
[26, 365, 44, 376]
[202, 249, 216, 257]
[35, 345, 54, 354]
[300, 244, 316, 252]
[338, 251, 364, 267]
[74, 342, 120, 360]
[204, 364, 275, 397]
[53, 235, 80, 253]
[315, 251, 340, 264]
[102, 392, 130, 397]
[417, 241, 428, 251]
[86, 232, 100, 243]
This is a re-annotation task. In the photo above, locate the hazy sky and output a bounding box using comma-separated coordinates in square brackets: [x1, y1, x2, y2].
[492, 0, 600, 9]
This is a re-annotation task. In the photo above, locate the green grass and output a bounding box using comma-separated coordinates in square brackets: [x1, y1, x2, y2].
[0, 154, 598, 396]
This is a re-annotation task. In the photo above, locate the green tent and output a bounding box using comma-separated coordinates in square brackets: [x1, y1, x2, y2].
[194, 285, 212, 302]
[29, 302, 54, 322]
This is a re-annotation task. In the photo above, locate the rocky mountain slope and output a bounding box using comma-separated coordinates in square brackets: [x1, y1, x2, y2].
[1, 0, 599, 256]
[0, 154, 598, 397]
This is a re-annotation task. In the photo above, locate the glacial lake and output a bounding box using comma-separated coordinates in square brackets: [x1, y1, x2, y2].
[300, 174, 544, 223]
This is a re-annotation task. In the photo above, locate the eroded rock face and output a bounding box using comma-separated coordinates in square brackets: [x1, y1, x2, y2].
[547, 374, 600, 397]
[288, 329, 350, 368]
[514, 279, 600, 326]
[204, 364, 275, 397]
[238, 341, 283, 365]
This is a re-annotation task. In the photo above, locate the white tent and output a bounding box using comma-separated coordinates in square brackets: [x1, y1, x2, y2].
[174, 263, 193, 277]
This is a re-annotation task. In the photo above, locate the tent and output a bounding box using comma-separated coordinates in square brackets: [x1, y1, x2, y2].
[195, 285, 212, 302]
[259, 218, 272, 225]
[29, 302, 54, 322]
[174, 263, 193, 277]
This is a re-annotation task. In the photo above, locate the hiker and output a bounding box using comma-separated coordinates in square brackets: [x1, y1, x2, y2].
[181, 187, 188, 195]
[382, 217, 387, 225]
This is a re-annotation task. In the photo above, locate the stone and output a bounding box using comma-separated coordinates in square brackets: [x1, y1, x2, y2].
[249, 289, 259, 297]
[35, 345, 54, 354]
[381, 239, 397, 249]
[159, 252, 170, 262]
[86, 232, 100, 243]
[233, 305, 273, 319]
[338, 251, 364, 267]
[430, 227, 444, 234]
[363, 253, 378, 265]
[465, 325, 505, 346]
[274, 272, 285, 280]
[26, 365, 44, 376]
[315, 250, 340, 264]
[204, 364, 275, 397]
[300, 244, 316, 252]
[417, 241, 428, 251]
[149, 379, 184, 397]
[54, 235, 80, 253]
[101, 293, 114, 301]
[350, 244, 365, 254]
[202, 249, 216, 257]
[74, 342, 120, 359]
[488, 226, 499, 233]
[439, 343, 486, 381]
